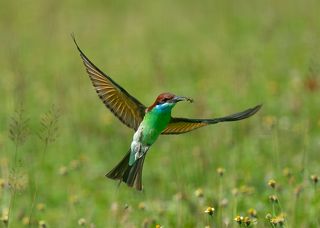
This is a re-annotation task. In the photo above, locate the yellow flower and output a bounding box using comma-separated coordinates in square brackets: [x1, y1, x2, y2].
[294, 185, 303, 197]
[0, 178, 6, 189]
[220, 198, 228, 208]
[234, 215, 243, 224]
[36, 203, 46, 212]
[243, 216, 251, 226]
[69, 194, 80, 205]
[194, 188, 204, 198]
[216, 167, 225, 177]
[204, 207, 215, 216]
[239, 185, 255, 195]
[22, 216, 30, 225]
[310, 175, 318, 184]
[0, 215, 8, 225]
[70, 160, 81, 170]
[269, 195, 278, 203]
[231, 188, 239, 196]
[38, 220, 47, 228]
[282, 167, 292, 178]
[173, 192, 185, 201]
[268, 179, 277, 189]
[78, 218, 86, 226]
[138, 202, 146, 210]
[265, 213, 272, 220]
[0, 208, 8, 225]
[247, 208, 257, 218]
[262, 115, 277, 129]
[142, 218, 156, 227]
[270, 214, 285, 226]
[58, 166, 68, 176]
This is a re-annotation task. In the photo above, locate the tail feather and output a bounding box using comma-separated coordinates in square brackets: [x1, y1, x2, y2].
[106, 150, 146, 191]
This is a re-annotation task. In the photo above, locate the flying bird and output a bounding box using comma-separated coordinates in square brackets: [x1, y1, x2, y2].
[72, 36, 261, 191]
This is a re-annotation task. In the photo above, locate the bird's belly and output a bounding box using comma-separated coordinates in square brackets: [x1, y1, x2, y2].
[134, 111, 171, 146]
[141, 128, 159, 145]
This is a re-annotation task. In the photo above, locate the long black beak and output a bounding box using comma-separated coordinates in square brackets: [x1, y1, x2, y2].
[172, 96, 193, 103]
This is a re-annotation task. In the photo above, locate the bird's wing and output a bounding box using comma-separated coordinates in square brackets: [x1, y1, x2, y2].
[162, 105, 262, 134]
[72, 36, 146, 130]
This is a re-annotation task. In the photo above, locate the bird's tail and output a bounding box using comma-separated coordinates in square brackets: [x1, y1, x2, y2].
[106, 149, 146, 191]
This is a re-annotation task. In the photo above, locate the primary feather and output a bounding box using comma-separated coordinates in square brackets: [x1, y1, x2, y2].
[72, 35, 146, 131]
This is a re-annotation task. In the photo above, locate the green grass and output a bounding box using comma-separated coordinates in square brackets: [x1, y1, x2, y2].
[1, 0, 320, 227]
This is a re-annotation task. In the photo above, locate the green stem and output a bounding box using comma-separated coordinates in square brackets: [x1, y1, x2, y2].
[8, 144, 19, 228]
[29, 142, 48, 226]
[218, 177, 223, 227]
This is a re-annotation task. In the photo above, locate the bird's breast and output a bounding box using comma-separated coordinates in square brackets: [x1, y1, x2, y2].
[134, 111, 171, 145]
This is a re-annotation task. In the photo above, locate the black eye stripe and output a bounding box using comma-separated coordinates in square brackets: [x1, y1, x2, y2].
[157, 98, 168, 105]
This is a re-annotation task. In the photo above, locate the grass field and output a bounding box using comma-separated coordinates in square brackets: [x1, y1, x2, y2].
[1, 0, 320, 227]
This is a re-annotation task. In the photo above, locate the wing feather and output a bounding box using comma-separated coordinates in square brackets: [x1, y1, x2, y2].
[162, 105, 262, 134]
[73, 36, 146, 130]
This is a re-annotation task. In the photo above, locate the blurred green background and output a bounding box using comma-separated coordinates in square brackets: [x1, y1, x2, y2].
[0, 0, 320, 227]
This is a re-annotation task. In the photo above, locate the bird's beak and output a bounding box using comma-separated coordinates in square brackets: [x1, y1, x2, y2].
[172, 96, 194, 103]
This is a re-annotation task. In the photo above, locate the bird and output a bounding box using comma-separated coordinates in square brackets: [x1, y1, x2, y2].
[72, 36, 262, 191]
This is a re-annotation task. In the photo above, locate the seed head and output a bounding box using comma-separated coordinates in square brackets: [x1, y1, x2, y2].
[78, 218, 87, 226]
[294, 185, 303, 197]
[36, 203, 46, 212]
[0, 214, 8, 225]
[38, 220, 47, 228]
[204, 207, 215, 216]
[231, 188, 239, 196]
[110, 202, 118, 213]
[142, 218, 156, 227]
[0, 178, 6, 189]
[173, 192, 185, 201]
[70, 160, 81, 170]
[194, 188, 204, 198]
[310, 175, 318, 184]
[243, 216, 251, 226]
[239, 185, 255, 195]
[220, 198, 228, 208]
[263, 115, 277, 129]
[69, 194, 80, 205]
[59, 166, 68, 176]
[216, 167, 225, 177]
[22, 216, 30, 225]
[269, 195, 278, 203]
[138, 202, 146, 210]
[282, 167, 292, 178]
[0, 208, 8, 225]
[265, 213, 272, 220]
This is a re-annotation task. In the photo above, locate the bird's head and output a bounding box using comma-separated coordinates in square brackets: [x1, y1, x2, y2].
[146, 92, 193, 113]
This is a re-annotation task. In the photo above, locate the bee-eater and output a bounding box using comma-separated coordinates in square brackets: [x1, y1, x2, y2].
[73, 37, 261, 191]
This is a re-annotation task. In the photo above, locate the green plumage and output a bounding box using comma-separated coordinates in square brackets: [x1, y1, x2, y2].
[108, 103, 176, 190]
[140, 105, 173, 144]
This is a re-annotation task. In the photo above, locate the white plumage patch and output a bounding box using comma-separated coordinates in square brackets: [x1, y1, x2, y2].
[129, 125, 149, 165]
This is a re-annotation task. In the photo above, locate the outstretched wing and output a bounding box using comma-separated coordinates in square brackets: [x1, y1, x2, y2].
[72, 35, 146, 130]
[162, 105, 262, 135]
